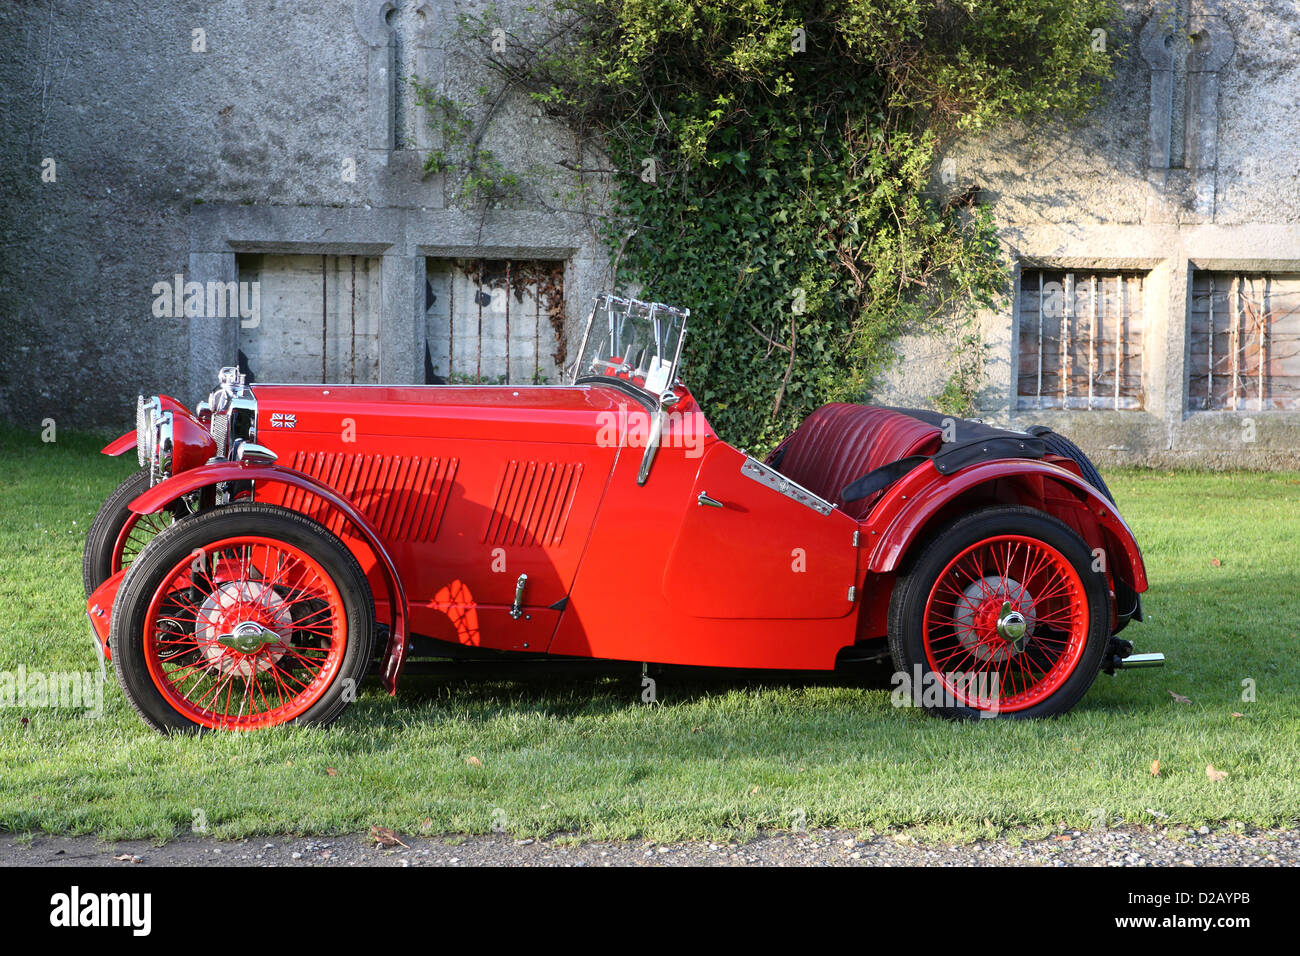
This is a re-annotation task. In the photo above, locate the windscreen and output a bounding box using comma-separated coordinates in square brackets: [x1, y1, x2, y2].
[571, 294, 689, 397]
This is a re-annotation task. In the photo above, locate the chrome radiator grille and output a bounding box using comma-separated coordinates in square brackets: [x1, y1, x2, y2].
[135, 395, 149, 468]
[210, 410, 229, 459]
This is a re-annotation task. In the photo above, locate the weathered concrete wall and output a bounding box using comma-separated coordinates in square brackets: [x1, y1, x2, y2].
[879, 0, 1300, 467]
[3, 0, 1298, 469]
[0, 0, 609, 431]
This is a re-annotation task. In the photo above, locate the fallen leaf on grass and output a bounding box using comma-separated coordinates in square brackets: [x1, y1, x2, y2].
[466, 756, 482, 767]
[1231, 712, 1244, 719]
[1150, 759, 1161, 777]
[420, 818, 433, 833]
[325, 767, 338, 777]
[1206, 764, 1228, 782]
[1168, 690, 1191, 705]
[1210, 558, 1222, 568]
[370, 826, 409, 848]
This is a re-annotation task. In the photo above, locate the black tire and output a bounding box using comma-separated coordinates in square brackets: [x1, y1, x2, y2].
[82, 469, 169, 597]
[1026, 426, 1114, 503]
[887, 505, 1110, 720]
[109, 503, 376, 733]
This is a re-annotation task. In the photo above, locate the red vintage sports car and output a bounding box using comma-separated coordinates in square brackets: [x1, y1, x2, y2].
[85, 293, 1162, 732]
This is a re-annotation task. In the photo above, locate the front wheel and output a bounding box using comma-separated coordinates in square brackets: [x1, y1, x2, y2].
[109, 503, 376, 732]
[82, 469, 176, 596]
[887, 505, 1109, 719]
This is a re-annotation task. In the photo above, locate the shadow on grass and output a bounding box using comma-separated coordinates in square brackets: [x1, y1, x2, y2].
[389, 657, 897, 709]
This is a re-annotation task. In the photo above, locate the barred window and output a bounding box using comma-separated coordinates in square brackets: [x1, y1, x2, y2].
[424, 259, 566, 385]
[1188, 273, 1300, 411]
[236, 253, 382, 384]
[1017, 269, 1146, 411]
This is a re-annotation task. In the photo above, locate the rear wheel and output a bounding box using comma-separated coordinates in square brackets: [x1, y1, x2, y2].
[888, 505, 1109, 719]
[109, 503, 375, 732]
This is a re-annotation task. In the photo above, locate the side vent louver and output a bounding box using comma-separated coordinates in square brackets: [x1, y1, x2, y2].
[284, 452, 459, 542]
[484, 460, 583, 548]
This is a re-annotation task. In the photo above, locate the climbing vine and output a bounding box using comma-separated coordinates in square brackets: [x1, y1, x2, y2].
[439, 0, 1119, 449]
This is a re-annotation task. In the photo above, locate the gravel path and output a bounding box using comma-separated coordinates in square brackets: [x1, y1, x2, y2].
[3, 826, 1296, 867]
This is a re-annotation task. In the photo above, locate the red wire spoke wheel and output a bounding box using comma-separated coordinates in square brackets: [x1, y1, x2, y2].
[82, 469, 175, 596]
[922, 535, 1087, 713]
[109, 503, 375, 733]
[142, 536, 346, 729]
[115, 509, 174, 570]
[888, 505, 1109, 719]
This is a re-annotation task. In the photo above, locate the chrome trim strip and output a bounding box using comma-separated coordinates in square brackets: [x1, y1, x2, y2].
[740, 457, 835, 516]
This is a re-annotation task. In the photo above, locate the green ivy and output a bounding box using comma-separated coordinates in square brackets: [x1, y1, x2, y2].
[452, 0, 1119, 449]
[412, 81, 522, 204]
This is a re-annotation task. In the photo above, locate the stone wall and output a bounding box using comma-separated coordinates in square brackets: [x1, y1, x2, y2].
[0, 0, 609, 431]
[878, 0, 1300, 467]
[2, 0, 1298, 468]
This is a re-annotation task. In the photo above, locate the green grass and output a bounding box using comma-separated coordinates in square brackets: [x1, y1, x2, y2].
[1, 425, 1298, 842]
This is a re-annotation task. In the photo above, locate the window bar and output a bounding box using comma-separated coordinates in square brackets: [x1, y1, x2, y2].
[1036, 270, 1044, 408]
[1229, 274, 1241, 410]
[1207, 274, 1214, 408]
[350, 255, 357, 385]
[1257, 276, 1266, 412]
[1137, 275, 1144, 401]
[1088, 273, 1097, 409]
[321, 254, 328, 382]
[476, 259, 484, 384]
[1115, 274, 1123, 410]
[504, 260, 512, 385]
[1062, 273, 1073, 408]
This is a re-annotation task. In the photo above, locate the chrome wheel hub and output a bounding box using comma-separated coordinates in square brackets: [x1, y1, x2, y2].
[996, 602, 1029, 652]
[952, 576, 1037, 664]
[195, 580, 292, 677]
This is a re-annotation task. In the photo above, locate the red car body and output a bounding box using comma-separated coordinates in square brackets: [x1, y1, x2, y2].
[85, 294, 1157, 730]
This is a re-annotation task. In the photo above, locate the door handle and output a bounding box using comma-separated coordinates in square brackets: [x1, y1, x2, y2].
[697, 491, 724, 508]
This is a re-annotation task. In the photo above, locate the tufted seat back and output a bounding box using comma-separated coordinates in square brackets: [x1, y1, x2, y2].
[766, 404, 943, 520]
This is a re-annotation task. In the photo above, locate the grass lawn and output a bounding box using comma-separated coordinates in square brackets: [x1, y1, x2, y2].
[1, 425, 1298, 842]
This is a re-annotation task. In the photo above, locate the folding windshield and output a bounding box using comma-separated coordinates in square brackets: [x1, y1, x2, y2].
[571, 294, 689, 399]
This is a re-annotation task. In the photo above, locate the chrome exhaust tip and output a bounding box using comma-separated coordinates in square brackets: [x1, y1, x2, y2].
[1115, 652, 1165, 669]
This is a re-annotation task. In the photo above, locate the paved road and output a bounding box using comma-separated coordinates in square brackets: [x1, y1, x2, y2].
[3, 826, 1295, 866]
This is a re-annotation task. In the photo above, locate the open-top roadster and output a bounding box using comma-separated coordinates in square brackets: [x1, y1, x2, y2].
[85, 293, 1162, 732]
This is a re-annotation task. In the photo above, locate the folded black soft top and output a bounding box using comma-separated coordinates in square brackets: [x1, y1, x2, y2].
[841, 409, 1046, 503]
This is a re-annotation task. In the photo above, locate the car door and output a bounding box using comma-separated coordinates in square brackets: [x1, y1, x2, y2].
[662, 442, 859, 619]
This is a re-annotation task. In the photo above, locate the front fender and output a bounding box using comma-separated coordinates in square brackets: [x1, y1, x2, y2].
[129, 460, 411, 692]
[863, 458, 1148, 592]
[100, 395, 197, 457]
[102, 431, 137, 457]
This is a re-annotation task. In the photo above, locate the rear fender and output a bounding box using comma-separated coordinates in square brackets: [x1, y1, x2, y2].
[128, 461, 410, 692]
[863, 459, 1147, 594]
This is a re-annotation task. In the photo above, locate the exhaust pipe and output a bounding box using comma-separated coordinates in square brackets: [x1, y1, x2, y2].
[1114, 652, 1165, 669]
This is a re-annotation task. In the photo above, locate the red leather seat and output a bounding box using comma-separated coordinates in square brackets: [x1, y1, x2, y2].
[766, 404, 943, 520]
